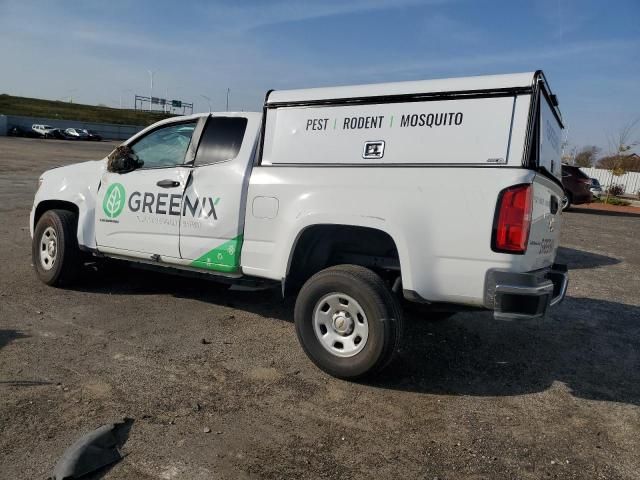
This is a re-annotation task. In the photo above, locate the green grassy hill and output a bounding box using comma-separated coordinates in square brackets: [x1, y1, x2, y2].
[0, 94, 175, 126]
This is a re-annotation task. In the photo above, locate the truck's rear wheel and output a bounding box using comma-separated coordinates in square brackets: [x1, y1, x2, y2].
[294, 265, 403, 379]
[32, 209, 81, 286]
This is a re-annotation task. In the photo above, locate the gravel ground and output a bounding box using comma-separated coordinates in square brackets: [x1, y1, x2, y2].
[1, 137, 639, 479]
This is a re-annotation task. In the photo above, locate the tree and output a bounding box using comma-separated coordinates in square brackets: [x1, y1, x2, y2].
[597, 153, 640, 172]
[574, 145, 600, 168]
[561, 146, 576, 165]
[602, 118, 639, 202]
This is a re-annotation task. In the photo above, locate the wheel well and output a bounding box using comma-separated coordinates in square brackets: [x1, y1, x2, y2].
[285, 225, 400, 296]
[34, 200, 79, 230]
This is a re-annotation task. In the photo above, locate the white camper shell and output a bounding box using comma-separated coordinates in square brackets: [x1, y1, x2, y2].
[262, 71, 563, 176]
[31, 71, 568, 379]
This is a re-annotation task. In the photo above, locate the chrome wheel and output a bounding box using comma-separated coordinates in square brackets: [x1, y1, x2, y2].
[39, 226, 57, 271]
[313, 293, 368, 357]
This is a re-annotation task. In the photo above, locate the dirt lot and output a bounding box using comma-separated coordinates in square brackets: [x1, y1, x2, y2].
[1, 137, 639, 479]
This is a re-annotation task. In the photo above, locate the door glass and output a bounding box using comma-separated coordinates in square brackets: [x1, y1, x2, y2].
[131, 122, 197, 169]
[194, 117, 247, 166]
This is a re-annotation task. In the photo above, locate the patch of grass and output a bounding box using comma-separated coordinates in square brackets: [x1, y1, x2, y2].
[593, 197, 631, 206]
[0, 94, 175, 126]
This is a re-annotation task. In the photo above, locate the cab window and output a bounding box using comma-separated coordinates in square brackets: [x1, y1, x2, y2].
[131, 121, 197, 169]
[194, 117, 247, 166]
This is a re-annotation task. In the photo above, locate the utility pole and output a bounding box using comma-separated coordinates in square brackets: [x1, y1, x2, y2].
[65, 88, 77, 104]
[148, 70, 155, 112]
[226, 88, 230, 111]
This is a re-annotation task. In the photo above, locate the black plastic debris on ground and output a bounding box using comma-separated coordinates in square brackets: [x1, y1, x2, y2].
[51, 418, 134, 480]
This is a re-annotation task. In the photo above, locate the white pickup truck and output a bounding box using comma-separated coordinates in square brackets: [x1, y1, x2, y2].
[31, 71, 568, 378]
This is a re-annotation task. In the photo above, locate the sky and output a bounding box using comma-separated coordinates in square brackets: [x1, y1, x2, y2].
[0, 0, 638, 152]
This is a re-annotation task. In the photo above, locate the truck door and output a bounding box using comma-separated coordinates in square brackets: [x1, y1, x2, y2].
[179, 115, 256, 273]
[95, 120, 198, 260]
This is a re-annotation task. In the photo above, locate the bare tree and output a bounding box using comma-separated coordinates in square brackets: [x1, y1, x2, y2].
[574, 145, 600, 168]
[561, 145, 577, 165]
[603, 118, 639, 202]
[597, 153, 640, 172]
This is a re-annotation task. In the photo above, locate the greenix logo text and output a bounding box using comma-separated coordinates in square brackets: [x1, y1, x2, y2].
[101, 182, 220, 220]
[103, 183, 126, 218]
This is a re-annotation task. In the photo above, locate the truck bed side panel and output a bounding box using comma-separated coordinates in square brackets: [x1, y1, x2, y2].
[243, 167, 542, 306]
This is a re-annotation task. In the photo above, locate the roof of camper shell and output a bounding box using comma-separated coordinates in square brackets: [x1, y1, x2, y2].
[266, 71, 542, 105]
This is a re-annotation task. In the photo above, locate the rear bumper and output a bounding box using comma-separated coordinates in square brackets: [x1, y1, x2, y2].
[485, 264, 568, 320]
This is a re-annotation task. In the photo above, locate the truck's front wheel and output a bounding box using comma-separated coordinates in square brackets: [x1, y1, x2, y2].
[294, 265, 403, 379]
[32, 209, 81, 286]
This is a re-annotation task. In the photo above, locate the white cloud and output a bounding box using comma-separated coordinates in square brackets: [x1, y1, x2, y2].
[202, 0, 454, 32]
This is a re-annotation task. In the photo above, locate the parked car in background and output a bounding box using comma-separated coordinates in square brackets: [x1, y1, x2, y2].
[32, 124, 58, 138]
[8, 126, 38, 138]
[65, 128, 89, 140]
[590, 178, 603, 198]
[561, 164, 593, 210]
[50, 129, 68, 140]
[81, 129, 102, 141]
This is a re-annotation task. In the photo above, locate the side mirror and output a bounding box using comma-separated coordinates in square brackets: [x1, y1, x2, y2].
[107, 145, 144, 173]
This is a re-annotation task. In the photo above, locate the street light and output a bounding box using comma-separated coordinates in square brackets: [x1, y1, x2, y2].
[148, 70, 155, 112]
[226, 88, 230, 111]
[64, 88, 78, 103]
[200, 95, 212, 113]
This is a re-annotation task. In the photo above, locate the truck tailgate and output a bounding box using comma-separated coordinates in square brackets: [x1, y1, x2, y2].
[523, 173, 564, 271]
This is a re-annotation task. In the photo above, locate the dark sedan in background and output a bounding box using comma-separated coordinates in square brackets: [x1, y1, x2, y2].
[561, 164, 593, 210]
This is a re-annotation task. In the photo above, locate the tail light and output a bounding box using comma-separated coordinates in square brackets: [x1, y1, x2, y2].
[492, 184, 533, 254]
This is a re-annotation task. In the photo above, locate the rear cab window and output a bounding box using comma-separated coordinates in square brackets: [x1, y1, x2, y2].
[194, 116, 248, 166]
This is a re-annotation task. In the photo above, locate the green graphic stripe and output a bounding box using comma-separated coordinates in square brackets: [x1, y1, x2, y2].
[190, 235, 243, 273]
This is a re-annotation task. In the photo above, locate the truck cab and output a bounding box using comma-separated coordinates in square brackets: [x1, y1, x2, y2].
[92, 113, 260, 274]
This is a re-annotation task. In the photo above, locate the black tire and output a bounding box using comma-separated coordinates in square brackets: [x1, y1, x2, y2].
[32, 209, 81, 286]
[562, 192, 572, 211]
[294, 264, 403, 379]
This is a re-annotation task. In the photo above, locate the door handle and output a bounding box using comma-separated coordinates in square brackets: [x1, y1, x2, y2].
[156, 179, 180, 188]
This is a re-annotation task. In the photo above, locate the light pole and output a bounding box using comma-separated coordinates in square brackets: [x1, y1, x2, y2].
[148, 70, 155, 112]
[226, 88, 230, 111]
[65, 88, 78, 103]
[200, 95, 212, 113]
[165, 87, 169, 114]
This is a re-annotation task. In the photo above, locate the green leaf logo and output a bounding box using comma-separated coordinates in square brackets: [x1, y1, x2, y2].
[102, 183, 126, 218]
